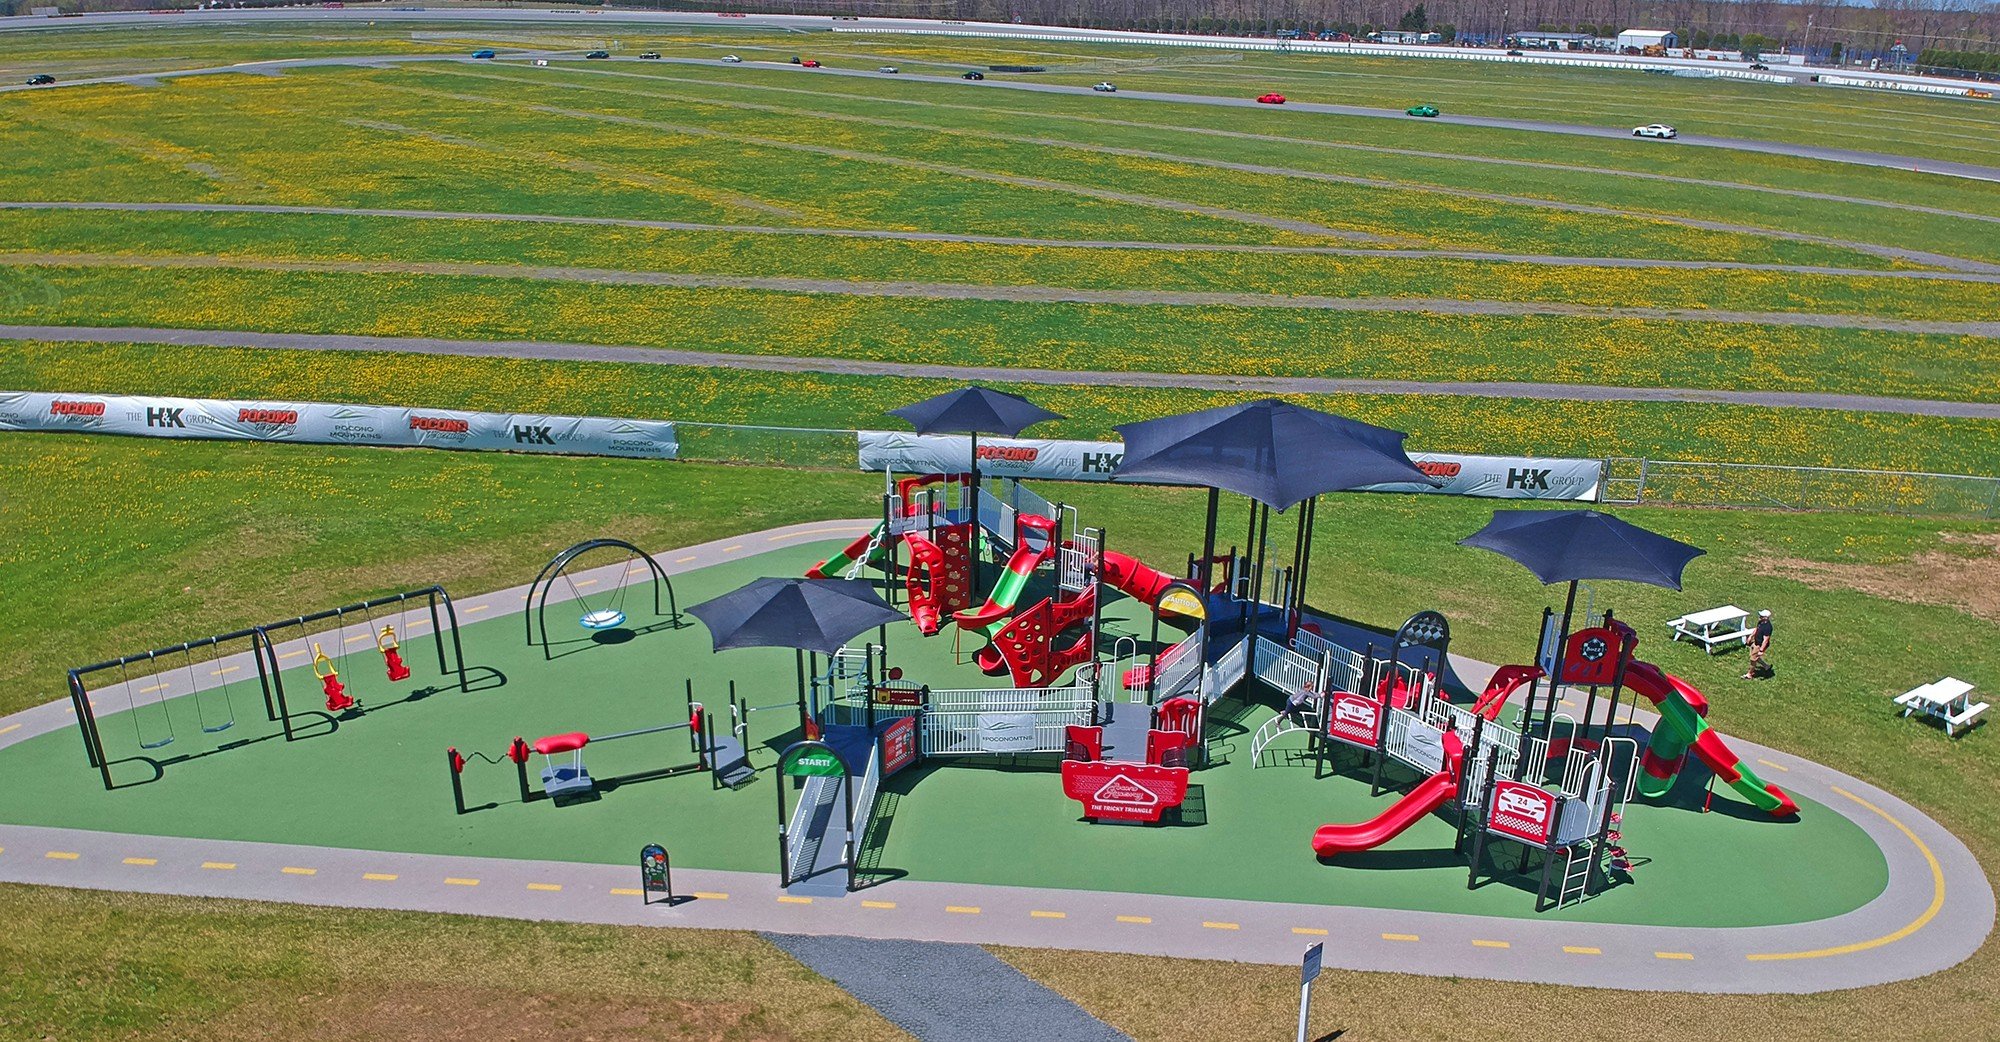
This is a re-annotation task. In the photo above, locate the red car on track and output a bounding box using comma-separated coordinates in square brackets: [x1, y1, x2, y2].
[1256, 92, 1286, 104]
[801, 59, 822, 68]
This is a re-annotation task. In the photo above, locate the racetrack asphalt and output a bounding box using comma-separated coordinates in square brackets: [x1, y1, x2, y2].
[7, 325, 2000, 419]
[0, 519, 1989, 994]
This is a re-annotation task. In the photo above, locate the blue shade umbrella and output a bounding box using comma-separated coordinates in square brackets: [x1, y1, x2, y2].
[1460, 508, 1705, 770]
[1458, 509, 1704, 591]
[886, 386, 1063, 438]
[687, 577, 905, 657]
[888, 387, 1063, 593]
[1112, 398, 1429, 511]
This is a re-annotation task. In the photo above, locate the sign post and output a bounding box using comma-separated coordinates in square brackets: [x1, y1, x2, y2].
[1297, 941, 1324, 1042]
[640, 843, 673, 906]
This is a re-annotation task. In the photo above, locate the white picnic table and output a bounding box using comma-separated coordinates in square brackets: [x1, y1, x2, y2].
[1667, 605, 1755, 654]
[1894, 678, 1988, 737]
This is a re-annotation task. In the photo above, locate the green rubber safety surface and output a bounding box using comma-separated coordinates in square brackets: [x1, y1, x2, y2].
[4, 539, 1885, 927]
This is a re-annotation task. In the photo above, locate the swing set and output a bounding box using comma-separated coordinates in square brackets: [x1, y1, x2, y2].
[256, 586, 468, 741]
[525, 539, 681, 659]
[66, 585, 470, 791]
[67, 627, 277, 792]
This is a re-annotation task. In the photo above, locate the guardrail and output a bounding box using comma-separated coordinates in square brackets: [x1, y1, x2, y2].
[1601, 457, 2000, 516]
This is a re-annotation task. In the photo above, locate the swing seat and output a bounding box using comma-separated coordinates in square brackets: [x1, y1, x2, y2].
[139, 735, 175, 750]
[580, 609, 628, 630]
[201, 720, 234, 734]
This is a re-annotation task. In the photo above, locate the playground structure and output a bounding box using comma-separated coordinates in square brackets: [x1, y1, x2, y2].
[445, 680, 756, 813]
[525, 538, 681, 657]
[67, 585, 468, 790]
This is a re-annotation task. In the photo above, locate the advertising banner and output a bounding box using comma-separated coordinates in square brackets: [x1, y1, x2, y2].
[0, 392, 678, 461]
[881, 715, 919, 775]
[858, 431, 1599, 501]
[975, 712, 1039, 753]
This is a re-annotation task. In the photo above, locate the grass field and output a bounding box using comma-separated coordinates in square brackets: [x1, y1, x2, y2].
[5, 17, 2000, 1042]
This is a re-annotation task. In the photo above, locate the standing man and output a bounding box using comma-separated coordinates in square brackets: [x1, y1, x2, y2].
[1744, 609, 1774, 679]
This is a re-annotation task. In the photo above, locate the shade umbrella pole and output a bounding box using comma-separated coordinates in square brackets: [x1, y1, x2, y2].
[1200, 486, 1220, 593]
[968, 431, 981, 601]
[1543, 578, 1580, 742]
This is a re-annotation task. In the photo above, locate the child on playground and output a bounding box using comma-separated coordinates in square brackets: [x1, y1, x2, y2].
[1744, 609, 1774, 680]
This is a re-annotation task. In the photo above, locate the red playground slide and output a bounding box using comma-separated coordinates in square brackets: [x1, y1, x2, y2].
[1312, 732, 1465, 857]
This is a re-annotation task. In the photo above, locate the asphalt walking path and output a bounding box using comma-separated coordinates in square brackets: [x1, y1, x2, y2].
[15, 200, 1996, 282]
[0, 519, 1990, 994]
[763, 933, 1133, 1042]
[9, 324, 2000, 419]
[3, 9, 1998, 185]
[14, 251, 1999, 336]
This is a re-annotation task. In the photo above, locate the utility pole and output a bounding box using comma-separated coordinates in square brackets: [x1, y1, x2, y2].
[1802, 13, 1814, 65]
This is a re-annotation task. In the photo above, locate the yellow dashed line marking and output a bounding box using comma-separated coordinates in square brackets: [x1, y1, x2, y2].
[1756, 758, 1791, 772]
[1293, 927, 1328, 936]
[211, 665, 240, 676]
[282, 866, 317, 876]
[444, 877, 480, 886]
[692, 891, 729, 900]
[767, 526, 870, 543]
[722, 544, 744, 552]
[778, 895, 813, 905]
[0, 723, 21, 736]
[1749, 786, 1946, 961]
[138, 683, 169, 694]
[45, 851, 80, 860]
[610, 887, 642, 896]
[279, 650, 308, 660]
[862, 900, 896, 909]
[573, 578, 598, 587]
[124, 857, 157, 866]
[202, 861, 236, 870]
[946, 905, 981, 914]
[1656, 951, 1695, 960]
[343, 634, 371, 644]
[1472, 939, 1511, 949]
[1030, 910, 1066, 919]
[675, 555, 698, 563]
[1382, 933, 1419, 943]
[1202, 921, 1240, 931]
[362, 873, 398, 881]
[1564, 946, 1603, 955]
[1115, 915, 1152, 924]
[465, 604, 490, 614]
[527, 883, 562, 892]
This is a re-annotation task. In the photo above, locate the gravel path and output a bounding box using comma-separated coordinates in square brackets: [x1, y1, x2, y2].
[9, 324, 1999, 418]
[0, 519, 1988, 995]
[11, 201, 1998, 282]
[11, 252, 1997, 336]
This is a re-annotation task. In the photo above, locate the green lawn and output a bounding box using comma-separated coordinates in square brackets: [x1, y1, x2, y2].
[13, 208, 2000, 319]
[3, 265, 1994, 402]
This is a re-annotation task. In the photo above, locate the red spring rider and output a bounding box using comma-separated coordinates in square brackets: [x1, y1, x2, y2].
[312, 642, 357, 713]
[377, 624, 412, 682]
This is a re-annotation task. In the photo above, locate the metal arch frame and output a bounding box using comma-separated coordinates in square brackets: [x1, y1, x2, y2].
[525, 539, 680, 658]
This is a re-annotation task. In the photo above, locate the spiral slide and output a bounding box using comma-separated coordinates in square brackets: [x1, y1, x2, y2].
[1312, 733, 1465, 856]
[1621, 660, 1798, 817]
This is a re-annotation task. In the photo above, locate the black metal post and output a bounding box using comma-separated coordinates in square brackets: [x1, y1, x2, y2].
[1199, 486, 1221, 595]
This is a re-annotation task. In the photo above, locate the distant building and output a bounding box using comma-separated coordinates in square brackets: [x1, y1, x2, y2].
[1369, 30, 1443, 44]
[1617, 29, 1679, 51]
[1511, 31, 1593, 50]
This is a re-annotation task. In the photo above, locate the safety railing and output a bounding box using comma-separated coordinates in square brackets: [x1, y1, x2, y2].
[1149, 628, 1204, 702]
[849, 740, 882, 861]
[919, 679, 1095, 755]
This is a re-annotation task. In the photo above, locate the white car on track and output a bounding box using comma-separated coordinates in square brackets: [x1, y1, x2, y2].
[1632, 123, 1678, 139]
[721, 54, 743, 63]
[1093, 81, 1117, 92]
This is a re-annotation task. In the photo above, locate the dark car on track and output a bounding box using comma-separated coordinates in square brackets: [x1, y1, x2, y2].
[585, 50, 610, 59]
[962, 70, 985, 79]
[639, 52, 661, 60]
[471, 49, 496, 59]
[25, 74, 54, 85]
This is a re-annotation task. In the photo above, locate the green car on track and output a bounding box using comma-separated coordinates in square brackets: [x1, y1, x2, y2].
[1407, 104, 1440, 117]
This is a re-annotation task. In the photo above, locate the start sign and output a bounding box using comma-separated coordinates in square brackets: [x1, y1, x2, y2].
[1060, 760, 1189, 822]
[781, 745, 847, 778]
